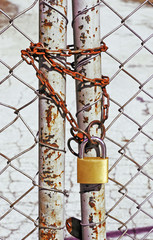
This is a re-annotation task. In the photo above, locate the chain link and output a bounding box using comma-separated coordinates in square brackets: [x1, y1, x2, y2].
[27, 42, 108, 56]
[21, 42, 109, 147]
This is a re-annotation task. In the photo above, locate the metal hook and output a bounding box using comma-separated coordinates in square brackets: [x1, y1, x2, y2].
[79, 136, 106, 159]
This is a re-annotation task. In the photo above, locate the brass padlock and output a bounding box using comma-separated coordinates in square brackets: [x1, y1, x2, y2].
[77, 136, 108, 184]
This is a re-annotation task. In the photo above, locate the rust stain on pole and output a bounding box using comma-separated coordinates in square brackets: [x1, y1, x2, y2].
[39, 0, 67, 239]
[72, 0, 106, 239]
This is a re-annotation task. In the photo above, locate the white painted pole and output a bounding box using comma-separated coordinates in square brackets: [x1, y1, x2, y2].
[72, 0, 106, 239]
[39, 1, 67, 239]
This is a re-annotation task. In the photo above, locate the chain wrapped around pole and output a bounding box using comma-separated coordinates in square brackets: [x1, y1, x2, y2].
[21, 3, 109, 239]
[38, 1, 67, 239]
[21, 42, 109, 149]
[72, 0, 108, 239]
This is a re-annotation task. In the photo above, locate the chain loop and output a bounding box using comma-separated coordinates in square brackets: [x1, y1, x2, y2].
[21, 42, 109, 153]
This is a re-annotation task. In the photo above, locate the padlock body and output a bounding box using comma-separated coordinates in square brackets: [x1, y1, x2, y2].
[77, 157, 108, 184]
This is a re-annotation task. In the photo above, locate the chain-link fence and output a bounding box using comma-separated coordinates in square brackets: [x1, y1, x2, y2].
[0, 0, 39, 239]
[101, 1, 153, 239]
[0, 0, 153, 239]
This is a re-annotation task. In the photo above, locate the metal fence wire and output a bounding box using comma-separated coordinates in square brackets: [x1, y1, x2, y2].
[0, 0, 153, 239]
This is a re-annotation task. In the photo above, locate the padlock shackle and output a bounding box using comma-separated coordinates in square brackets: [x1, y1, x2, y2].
[79, 136, 106, 159]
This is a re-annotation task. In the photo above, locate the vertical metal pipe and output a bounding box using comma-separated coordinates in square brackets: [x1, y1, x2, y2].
[39, 1, 67, 239]
[72, 0, 106, 239]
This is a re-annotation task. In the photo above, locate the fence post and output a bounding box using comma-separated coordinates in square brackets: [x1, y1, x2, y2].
[39, 1, 67, 239]
[72, 0, 106, 239]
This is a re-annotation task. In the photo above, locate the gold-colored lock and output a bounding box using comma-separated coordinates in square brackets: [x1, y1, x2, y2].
[77, 136, 108, 184]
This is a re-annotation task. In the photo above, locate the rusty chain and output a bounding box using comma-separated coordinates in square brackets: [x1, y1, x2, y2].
[21, 42, 109, 153]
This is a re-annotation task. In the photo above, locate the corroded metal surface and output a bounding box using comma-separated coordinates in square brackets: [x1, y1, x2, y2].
[39, 0, 67, 239]
[21, 42, 109, 149]
[72, 0, 106, 239]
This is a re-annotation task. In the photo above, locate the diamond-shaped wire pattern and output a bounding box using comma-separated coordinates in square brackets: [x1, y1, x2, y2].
[0, 0, 153, 239]
[0, 0, 39, 239]
[100, 0, 153, 239]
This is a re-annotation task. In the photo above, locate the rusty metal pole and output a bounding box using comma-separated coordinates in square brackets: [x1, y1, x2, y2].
[39, 1, 67, 239]
[72, 1, 106, 239]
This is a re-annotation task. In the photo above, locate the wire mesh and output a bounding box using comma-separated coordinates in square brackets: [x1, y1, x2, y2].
[0, 0, 153, 239]
[100, 0, 153, 239]
[0, 0, 39, 239]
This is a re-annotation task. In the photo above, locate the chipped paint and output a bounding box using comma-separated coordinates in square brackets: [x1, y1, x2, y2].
[72, 0, 106, 239]
[80, 32, 87, 44]
[44, 19, 53, 28]
[83, 116, 89, 123]
[85, 15, 90, 24]
[39, 0, 67, 239]
[89, 197, 96, 208]
[79, 25, 84, 30]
